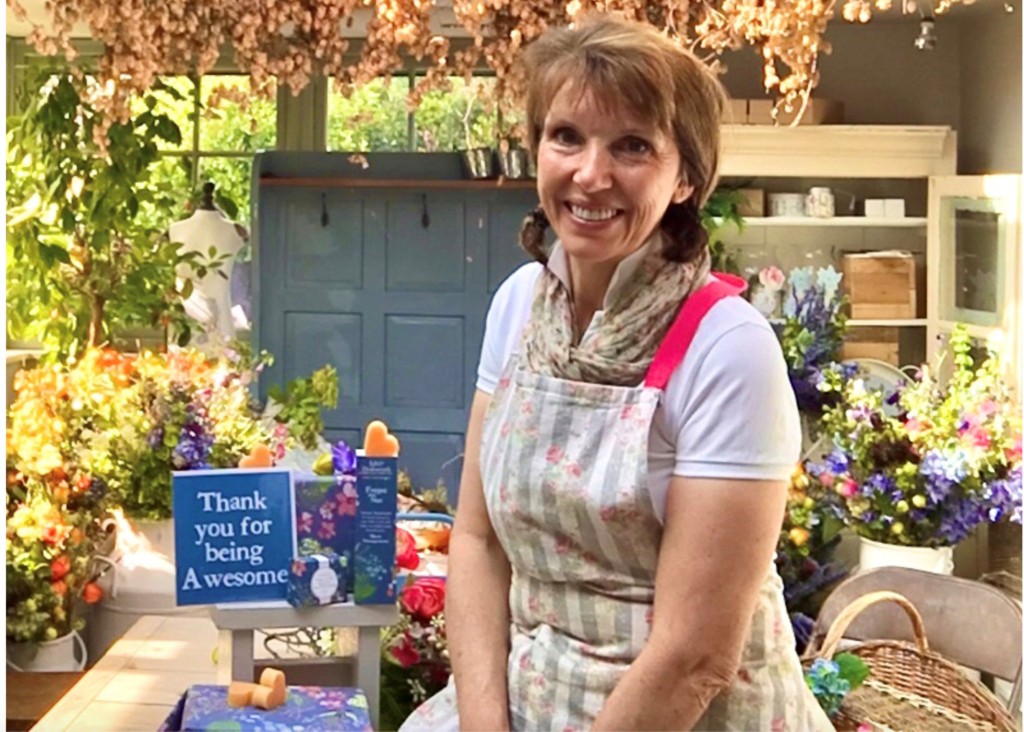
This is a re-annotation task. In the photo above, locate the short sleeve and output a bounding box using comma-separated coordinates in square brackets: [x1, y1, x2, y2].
[671, 321, 801, 481]
[476, 263, 540, 394]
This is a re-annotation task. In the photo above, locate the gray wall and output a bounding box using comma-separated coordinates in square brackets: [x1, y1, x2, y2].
[958, 11, 1023, 174]
[717, 10, 1021, 174]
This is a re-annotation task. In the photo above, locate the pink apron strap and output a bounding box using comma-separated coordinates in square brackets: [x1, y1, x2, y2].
[643, 272, 748, 390]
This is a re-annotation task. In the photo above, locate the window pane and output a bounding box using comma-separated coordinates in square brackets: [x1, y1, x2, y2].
[414, 77, 499, 151]
[327, 77, 411, 151]
[140, 155, 194, 229]
[198, 156, 254, 225]
[130, 76, 195, 152]
[200, 75, 277, 152]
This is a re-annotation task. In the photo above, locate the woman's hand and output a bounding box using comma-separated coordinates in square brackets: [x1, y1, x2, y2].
[448, 390, 513, 732]
[592, 475, 788, 731]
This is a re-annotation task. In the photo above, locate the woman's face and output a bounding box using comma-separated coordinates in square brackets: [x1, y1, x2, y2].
[536, 82, 693, 268]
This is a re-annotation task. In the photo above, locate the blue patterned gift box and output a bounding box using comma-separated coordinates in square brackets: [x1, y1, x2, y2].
[286, 553, 348, 607]
[294, 472, 359, 591]
[177, 684, 372, 731]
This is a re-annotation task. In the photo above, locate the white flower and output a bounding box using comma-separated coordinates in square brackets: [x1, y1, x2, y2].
[758, 266, 786, 292]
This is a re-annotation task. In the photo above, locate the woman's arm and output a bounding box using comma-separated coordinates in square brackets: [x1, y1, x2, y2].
[447, 390, 513, 731]
[592, 475, 787, 731]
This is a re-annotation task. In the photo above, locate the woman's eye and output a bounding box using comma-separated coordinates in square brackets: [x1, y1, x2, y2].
[550, 127, 580, 145]
[621, 137, 652, 155]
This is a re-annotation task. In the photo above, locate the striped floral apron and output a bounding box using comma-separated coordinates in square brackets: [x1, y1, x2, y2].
[400, 274, 833, 732]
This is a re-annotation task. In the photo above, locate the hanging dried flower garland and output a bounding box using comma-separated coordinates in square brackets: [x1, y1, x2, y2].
[10, 0, 969, 134]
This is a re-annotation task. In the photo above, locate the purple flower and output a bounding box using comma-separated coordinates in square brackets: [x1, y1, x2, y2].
[147, 427, 164, 449]
[173, 419, 213, 470]
[824, 449, 850, 475]
[985, 467, 1023, 524]
[332, 440, 357, 475]
[920, 450, 968, 503]
[938, 494, 989, 545]
[862, 473, 895, 498]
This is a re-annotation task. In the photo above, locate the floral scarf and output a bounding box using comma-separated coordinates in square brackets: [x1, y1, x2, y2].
[522, 236, 711, 387]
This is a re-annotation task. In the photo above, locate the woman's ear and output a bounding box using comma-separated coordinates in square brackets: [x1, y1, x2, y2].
[671, 182, 695, 205]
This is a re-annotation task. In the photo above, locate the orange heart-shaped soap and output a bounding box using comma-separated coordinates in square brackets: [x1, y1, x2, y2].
[364, 420, 400, 457]
[239, 443, 273, 469]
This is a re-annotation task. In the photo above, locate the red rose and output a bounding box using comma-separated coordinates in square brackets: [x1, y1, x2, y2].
[51, 580, 68, 597]
[396, 528, 420, 570]
[51, 555, 70, 581]
[390, 632, 420, 668]
[82, 582, 103, 604]
[400, 576, 446, 621]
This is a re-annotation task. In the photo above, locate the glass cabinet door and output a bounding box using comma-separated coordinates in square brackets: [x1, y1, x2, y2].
[937, 196, 1006, 327]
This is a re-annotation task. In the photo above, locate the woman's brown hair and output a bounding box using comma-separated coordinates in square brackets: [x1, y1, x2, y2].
[518, 15, 727, 265]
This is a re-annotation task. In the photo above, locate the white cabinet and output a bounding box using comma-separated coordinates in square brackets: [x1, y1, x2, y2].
[718, 125, 963, 369]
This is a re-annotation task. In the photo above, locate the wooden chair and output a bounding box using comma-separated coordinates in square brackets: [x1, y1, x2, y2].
[805, 566, 1023, 713]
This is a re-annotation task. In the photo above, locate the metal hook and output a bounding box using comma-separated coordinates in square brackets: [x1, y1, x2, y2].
[421, 194, 430, 229]
[320, 193, 329, 227]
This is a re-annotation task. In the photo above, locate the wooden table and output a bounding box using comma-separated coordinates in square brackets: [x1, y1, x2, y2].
[212, 599, 398, 730]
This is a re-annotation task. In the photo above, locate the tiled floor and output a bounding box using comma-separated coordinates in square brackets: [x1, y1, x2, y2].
[31, 616, 218, 732]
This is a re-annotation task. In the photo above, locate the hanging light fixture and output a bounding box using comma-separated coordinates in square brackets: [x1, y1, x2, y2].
[915, 15, 938, 49]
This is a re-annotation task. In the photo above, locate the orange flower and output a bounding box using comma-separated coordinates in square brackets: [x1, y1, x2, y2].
[51, 579, 68, 596]
[51, 555, 71, 581]
[82, 583, 103, 604]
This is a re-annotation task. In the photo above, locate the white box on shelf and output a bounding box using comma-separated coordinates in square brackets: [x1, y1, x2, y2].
[864, 199, 887, 218]
[884, 199, 906, 218]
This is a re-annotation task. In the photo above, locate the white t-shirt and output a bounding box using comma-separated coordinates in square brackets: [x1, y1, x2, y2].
[476, 252, 801, 524]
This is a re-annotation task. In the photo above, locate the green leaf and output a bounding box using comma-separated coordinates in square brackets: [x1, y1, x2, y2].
[834, 653, 870, 688]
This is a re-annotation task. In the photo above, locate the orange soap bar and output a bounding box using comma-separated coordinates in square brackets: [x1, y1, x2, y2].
[252, 683, 286, 710]
[260, 667, 286, 693]
[227, 681, 260, 707]
[363, 420, 400, 457]
[239, 443, 274, 469]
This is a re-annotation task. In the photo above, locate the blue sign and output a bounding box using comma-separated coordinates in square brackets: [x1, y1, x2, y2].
[173, 469, 296, 606]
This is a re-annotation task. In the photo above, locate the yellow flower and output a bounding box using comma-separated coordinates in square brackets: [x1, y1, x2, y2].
[891, 522, 905, 536]
[789, 527, 811, 547]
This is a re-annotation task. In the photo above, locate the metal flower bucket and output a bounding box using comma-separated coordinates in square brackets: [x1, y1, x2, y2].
[497, 147, 532, 179]
[460, 148, 496, 179]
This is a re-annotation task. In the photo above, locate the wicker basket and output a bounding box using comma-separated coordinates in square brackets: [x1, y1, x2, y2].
[803, 591, 1017, 732]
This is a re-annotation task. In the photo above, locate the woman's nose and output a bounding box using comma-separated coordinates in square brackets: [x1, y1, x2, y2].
[572, 144, 613, 191]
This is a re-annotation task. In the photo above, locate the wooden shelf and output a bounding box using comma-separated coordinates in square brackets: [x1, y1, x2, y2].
[722, 216, 927, 228]
[259, 177, 537, 190]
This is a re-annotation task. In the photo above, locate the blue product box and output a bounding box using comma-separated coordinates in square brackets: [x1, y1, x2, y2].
[294, 473, 359, 592]
[286, 553, 348, 607]
[354, 453, 397, 605]
[159, 684, 372, 731]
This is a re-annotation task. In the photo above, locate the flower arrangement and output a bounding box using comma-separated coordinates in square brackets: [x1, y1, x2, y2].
[807, 325, 1023, 547]
[380, 576, 449, 731]
[779, 266, 855, 420]
[776, 464, 848, 652]
[8, 345, 339, 521]
[6, 470, 109, 645]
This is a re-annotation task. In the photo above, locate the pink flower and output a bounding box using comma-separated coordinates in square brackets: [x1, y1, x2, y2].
[565, 463, 582, 478]
[320, 500, 336, 520]
[546, 446, 564, 464]
[964, 425, 991, 450]
[905, 417, 927, 436]
[337, 484, 357, 517]
[758, 266, 786, 292]
[979, 399, 999, 417]
[818, 472, 834, 488]
[1007, 436, 1023, 462]
[837, 478, 858, 498]
[318, 521, 336, 540]
[291, 559, 306, 576]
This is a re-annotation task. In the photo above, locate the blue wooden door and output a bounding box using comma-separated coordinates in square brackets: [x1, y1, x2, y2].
[255, 155, 536, 506]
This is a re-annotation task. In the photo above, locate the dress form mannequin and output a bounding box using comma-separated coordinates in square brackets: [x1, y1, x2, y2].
[169, 183, 247, 342]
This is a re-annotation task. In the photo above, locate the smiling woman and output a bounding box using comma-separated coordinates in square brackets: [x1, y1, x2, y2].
[400, 14, 832, 732]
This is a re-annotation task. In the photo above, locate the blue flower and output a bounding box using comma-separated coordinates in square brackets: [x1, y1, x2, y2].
[172, 418, 213, 470]
[824, 449, 851, 475]
[985, 467, 1023, 524]
[332, 440, 357, 475]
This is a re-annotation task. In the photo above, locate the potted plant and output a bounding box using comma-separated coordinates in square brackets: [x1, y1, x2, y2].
[6, 469, 111, 672]
[6, 71, 215, 362]
[806, 325, 1023, 573]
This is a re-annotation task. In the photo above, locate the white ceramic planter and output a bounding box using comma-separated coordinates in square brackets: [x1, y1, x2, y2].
[858, 536, 954, 575]
[7, 630, 87, 672]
